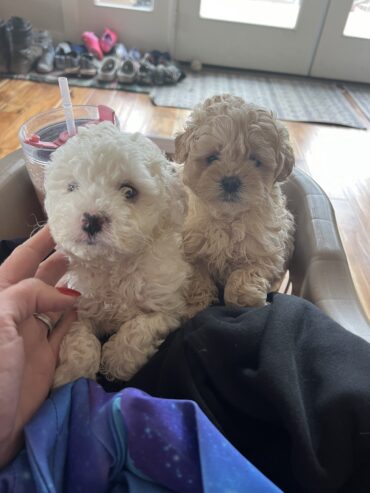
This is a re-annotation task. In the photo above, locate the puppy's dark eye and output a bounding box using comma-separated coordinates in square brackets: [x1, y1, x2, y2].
[250, 154, 262, 168]
[120, 183, 138, 200]
[206, 154, 219, 165]
[67, 182, 78, 192]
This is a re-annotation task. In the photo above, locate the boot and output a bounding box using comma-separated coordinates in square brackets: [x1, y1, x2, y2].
[7, 17, 42, 74]
[7, 16, 33, 51]
[0, 19, 11, 72]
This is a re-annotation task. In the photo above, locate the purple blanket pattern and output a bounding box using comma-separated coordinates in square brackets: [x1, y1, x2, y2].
[0, 380, 280, 493]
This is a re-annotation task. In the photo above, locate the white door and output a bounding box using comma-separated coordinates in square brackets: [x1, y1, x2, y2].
[310, 0, 370, 83]
[173, 0, 331, 75]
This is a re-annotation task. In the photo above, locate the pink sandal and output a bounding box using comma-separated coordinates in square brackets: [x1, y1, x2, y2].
[82, 31, 103, 60]
[100, 28, 117, 54]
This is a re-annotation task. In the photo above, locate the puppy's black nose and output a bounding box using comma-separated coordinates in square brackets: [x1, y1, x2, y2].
[81, 213, 103, 236]
[221, 176, 241, 194]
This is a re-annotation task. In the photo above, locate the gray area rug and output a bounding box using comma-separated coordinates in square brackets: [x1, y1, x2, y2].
[345, 83, 370, 121]
[151, 69, 366, 129]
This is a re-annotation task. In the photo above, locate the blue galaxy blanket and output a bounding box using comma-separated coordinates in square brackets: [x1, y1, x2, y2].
[0, 380, 280, 493]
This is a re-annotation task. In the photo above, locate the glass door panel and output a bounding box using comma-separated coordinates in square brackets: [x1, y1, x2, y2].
[343, 0, 370, 39]
[311, 0, 370, 82]
[199, 0, 301, 29]
[174, 0, 331, 75]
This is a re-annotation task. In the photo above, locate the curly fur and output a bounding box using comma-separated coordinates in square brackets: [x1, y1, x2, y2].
[45, 122, 190, 386]
[175, 94, 295, 314]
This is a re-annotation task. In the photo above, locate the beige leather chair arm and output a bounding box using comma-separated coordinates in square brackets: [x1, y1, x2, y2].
[0, 149, 44, 240]
[283, 169, 370, 342]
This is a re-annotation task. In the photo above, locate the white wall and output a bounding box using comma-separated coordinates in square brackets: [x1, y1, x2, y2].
[0, 0, 174, 52]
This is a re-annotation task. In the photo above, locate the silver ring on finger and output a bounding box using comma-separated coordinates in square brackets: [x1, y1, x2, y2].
[33, 313, 56, 332]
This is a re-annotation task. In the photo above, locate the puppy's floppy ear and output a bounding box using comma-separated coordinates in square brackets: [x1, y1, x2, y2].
[274, 123, 295, 183]
[174, 128, 193, 163]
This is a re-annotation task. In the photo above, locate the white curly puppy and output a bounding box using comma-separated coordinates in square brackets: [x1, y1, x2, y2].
[175, 94, 295, 315]
[45, 122, 189, 386]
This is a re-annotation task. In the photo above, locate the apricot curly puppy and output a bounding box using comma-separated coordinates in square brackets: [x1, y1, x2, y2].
[175, 94, 295, 315]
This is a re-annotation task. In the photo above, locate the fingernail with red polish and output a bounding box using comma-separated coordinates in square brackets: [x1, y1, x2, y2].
[57, 287, 81, 297]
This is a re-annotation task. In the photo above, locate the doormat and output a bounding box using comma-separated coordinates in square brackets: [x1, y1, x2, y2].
[150, 68, 366, 129]
[0, 70, 150, 94]
[345, 83, 370, 121]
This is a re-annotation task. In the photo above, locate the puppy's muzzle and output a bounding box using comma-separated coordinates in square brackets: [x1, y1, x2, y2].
[220, 176, 241, 202]
[81, 213, 105, 237]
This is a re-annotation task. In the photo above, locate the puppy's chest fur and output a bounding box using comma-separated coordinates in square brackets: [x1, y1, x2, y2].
[67, 239, 189, 336]
[68, 265, 147, 334]
[184, 219, 261, 280]
[183, 195, 294, 283]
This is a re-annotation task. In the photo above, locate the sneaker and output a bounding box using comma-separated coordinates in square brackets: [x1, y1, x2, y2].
[162, 63, 183, 84]
[99, 28, 117, 54]
[32, 29, 52, 50]
[37, 43, 55, 73]
[79, 53, 99, 77]
[128, 47, 141, 61]
[153, 63, 166, 85]
[146, 50, 171, 66]
[137, 59, 156, 85]
[54, 42, 72, 70]
[34, 30, 54, 73]
[63, 52, 80, 75]
[55, 43, 79, 74]
[97, 56, 119, 81]
[69, 43, 87, 55]
[117, 58, 139, 84]
[112, 42, 128, 60]
[82, 31, 103, 60]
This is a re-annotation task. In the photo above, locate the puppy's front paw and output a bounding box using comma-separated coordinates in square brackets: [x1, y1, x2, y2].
[185, 267, 218, 317]
[101, 334, 136, 382]
[224, 270, 268, 308]
[52, 320, 101, 388]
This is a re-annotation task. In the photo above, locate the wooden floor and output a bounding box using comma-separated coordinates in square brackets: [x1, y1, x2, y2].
[0, 78, 369, 320]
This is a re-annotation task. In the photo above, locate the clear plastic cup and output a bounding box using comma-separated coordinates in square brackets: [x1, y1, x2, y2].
[18, 105, 119, 204]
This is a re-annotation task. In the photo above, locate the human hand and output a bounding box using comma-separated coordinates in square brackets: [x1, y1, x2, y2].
[0, 226, 79, 468]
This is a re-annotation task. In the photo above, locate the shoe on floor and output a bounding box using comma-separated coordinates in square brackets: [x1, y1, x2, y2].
[162, 63, 183, 84]
[34, 30, 54, 73]
[97, 56, 119, 81]
[128, 47, 141, 61]
[7, 16, 33, 51]
[0, 19, 11, 72]
[82, 31, 103, 60]
[79, 53, 99, 77]
[117, 58, 139, 84]
[54, 42, 72, 70]
[112, 42, 128, 60]
[37, 43, 55, 73]
[137, 59, 156, 85]
[69, 43, 87, 55]
[10, 44, 42, 74]
[99, 28, 117, 54]
[55, 43, 79, 74]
